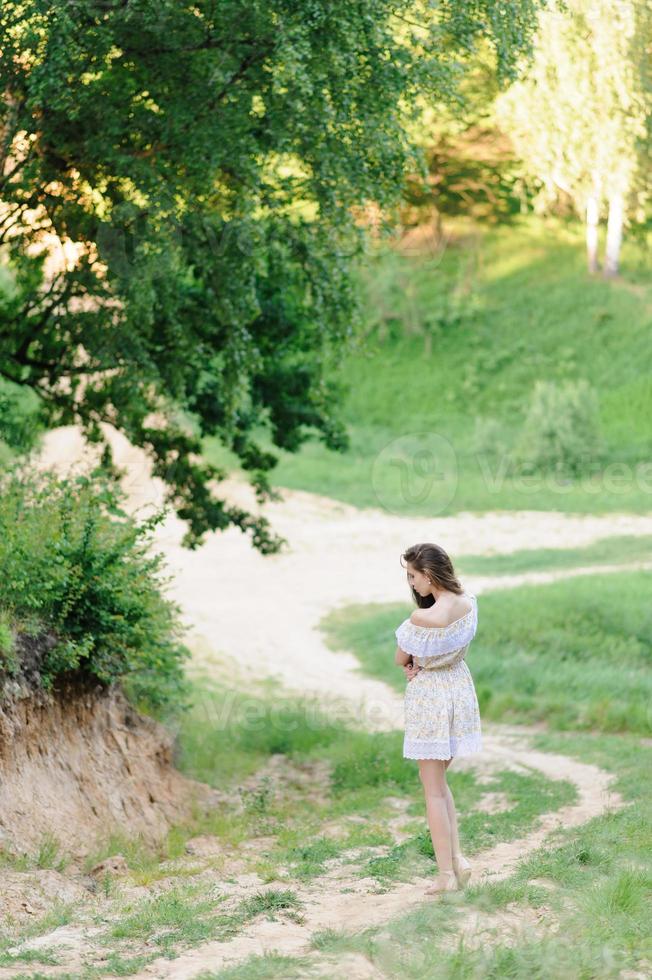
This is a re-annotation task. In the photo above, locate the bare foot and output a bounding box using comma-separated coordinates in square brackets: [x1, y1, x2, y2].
[452, 853, 472, 887]
[424, 870, 459, 895]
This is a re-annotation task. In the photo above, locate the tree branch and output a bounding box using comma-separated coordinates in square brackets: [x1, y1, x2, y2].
[214, 44, 273, 103]
[0, 139, 35, 191]
[13, 276, 77, 360]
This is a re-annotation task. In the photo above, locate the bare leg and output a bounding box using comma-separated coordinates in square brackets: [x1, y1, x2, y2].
[444, 783, 462, 857]
[443, 758, 462, 855]
[443, 757, 471, 884]
[418, 759, 454, 882]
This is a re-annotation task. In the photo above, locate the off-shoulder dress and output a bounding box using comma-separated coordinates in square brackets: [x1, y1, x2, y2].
[395, 592, 483, 760]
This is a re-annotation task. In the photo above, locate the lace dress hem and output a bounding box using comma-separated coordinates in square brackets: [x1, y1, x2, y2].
[403, 732, 483, 760]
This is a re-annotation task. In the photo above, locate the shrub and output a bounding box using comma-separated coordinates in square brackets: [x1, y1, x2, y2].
[512, 378, 606, 478]
[0, 462, 192, 716]
[471, 415, 511, 460]
[0, 608, 16, 670]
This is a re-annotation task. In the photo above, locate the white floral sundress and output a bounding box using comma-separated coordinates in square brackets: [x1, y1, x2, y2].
[395, 592, 483, 761]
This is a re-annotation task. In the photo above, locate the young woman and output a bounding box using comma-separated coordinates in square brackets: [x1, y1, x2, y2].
[394, 542, 482, 896]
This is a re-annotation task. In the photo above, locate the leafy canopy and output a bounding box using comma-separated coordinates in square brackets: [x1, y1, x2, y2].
[0, 0, 544, 549]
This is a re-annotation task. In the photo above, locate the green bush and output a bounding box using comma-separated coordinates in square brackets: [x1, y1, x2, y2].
[0, 462, 192, 716]
[0, 379, 45, 455]
[0, 608, 16, 670]
[513, 377, 606, 477]
[471, 414, 511, 459]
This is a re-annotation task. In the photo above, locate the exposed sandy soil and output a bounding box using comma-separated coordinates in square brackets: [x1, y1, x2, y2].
[0, 671, 219, 862]
[2, 421, 641, 976]
[0, 726, 628, 978]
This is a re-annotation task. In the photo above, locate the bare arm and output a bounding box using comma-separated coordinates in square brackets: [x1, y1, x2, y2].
[395, 645, 412, 666]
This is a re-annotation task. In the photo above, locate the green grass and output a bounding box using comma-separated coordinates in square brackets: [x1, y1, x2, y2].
[351, 729, 652, 977]
[97, 883, 305, 960]
[321, 569, 652, 737]
[156, 673, 578, 892]
[202, 214, 652, 516]
[0, 947, 62, 968]
[456, 533, 652, 577]
[196, 951, 316, 980]
[359, 761, 577, 886]
[202, 728, 651, 980]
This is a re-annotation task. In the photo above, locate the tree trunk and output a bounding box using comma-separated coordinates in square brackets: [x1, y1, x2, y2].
[604, 193, 624, 277]
[586, 194, 600, 274]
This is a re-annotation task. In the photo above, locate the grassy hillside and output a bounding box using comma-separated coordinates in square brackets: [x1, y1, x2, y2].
[204, 214, 652, 515]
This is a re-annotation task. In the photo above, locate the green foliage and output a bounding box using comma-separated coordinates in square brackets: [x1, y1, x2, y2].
[0, 609, 16, 669]
[471, 414, 511, 460]
[330, 732, 416, 793]
[0, 0, 545, 551]
[259, 218, 652, 514]
[496, 0, 652, 227]
[405, 125, 528, 226]
[457, 533, 652, 577]
[513, 378, 606, 478]
[0, 463, 193, 714]
[399, 34, 542, 232]
[0, 381, 45, 455]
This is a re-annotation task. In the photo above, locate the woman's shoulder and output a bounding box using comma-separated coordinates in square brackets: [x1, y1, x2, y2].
[409, 592, 474, 629]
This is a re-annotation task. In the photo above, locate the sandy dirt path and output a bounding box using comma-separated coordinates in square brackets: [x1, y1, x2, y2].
[132, 726, 628, 979]
[1, 723, 629, 979]
[34, 423, 652, 733]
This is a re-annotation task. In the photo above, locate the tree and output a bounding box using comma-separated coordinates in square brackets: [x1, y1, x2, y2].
[495, 0, 652, 276]
[399, 42, 534, 239]
[0, 0, 545, 550]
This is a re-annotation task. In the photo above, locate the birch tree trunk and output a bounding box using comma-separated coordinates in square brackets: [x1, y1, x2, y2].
[604, 192, 624, 277]
[586, 194, 600, 273]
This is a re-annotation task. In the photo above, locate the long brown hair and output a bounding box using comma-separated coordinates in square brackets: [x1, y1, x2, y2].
[400, 542, 463, 609]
